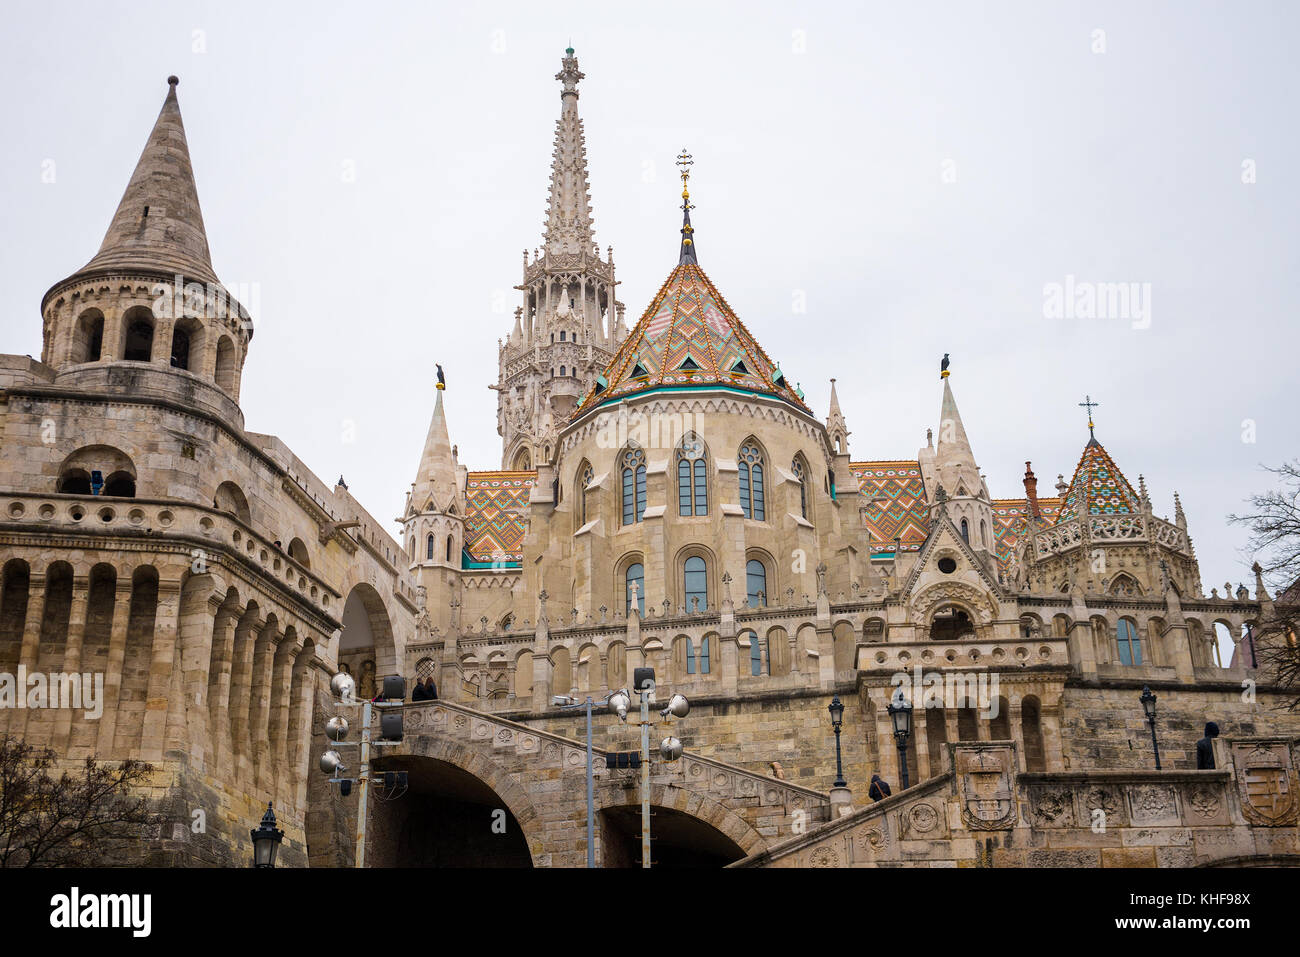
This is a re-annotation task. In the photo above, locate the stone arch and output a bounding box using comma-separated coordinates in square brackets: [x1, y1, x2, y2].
[1021, 694, 1046, 771]
[287, 537, 310, 569]
[615, 552, 645, 618]
[71, 308, 105, 364]
[766, 625, 791, 676]
[0, 558, 31, 674]
[738, 627, 762, 676]
[551, 645, 573, 696]
[575, 642, 600, 691]
[213, 481, 252, 524]
[214, 335, 237, 393]
[744, 547, 777, 608]
[170, 315, 204, 372]
[58, 445, 136, 496]
[371, 737, 545, 867]
[605, 640, 627, 689]
[121, 305, 155, 361]
[513, 649, 534, 698]
[674, 542, 717, 614]
[832, 620, 856, 672]
[592, 781, 763, 866]
[340, 582, 398, 681]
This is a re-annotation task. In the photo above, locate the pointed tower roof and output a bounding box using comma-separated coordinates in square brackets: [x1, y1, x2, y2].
[542, 48, 597, 257]
[62, 77, 219, 290]
[1055, 431, 1141, 523]
[572, 155, 809, 417]
[411, 385, 459, 513]
[935, 376, 974, 464]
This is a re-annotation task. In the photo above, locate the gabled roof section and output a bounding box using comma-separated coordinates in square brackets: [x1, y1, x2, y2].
[900, 503, 1002, 598]
[850, 460, 930, 554]
[1055, 436, 1141, 523]
[463, 471, 535, 565]
[62, 76, 220, 291]
[573, 261, 810, 416]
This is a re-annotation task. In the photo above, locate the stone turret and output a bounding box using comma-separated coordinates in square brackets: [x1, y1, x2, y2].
[404, 381, 465, 573]
[921, 365, 996, 563]
[39, 76, 253, 408]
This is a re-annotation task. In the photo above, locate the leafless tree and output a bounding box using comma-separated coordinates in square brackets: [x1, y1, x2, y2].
[1229, 461, 1300, 709]
[0, 736, 157, 867]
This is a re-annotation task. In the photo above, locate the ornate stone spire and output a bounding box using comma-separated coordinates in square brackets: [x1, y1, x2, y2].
[67, 76, 219, 287]
[543, 47, 596, 257]
[411, 379, 458, 514]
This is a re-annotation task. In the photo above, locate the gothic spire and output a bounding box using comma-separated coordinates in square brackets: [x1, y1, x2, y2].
[71, 76, 219, 287]
[411, 380, 458, 514]
[677, 148, 698, 265]
[542, 47, 597, 257]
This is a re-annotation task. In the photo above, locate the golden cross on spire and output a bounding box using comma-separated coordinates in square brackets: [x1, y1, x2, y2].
[676, 148, 698, 264]
[676, 148, 694, 210]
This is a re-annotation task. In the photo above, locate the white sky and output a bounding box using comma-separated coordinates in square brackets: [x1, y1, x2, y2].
[2, 0, 1297, 599]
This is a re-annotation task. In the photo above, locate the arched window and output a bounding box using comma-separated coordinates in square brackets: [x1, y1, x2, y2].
[746, 559, 767, 608]
[621, 448, 646, 525]
[287, 538, 311, 568]
[559, 330, 566, 341]
[1116, 618, 1143, 665]
[960, 518, 970, 543]
[625, 563, 645, 617]
[676, 434, 708, 516]
[426, 534, 434, 561]
[560, 365, 566, 377]
[213, 481, 251, 523]
[749, 632, 763, 676]
[215, 336, 237, 392]
[685, 637, 696, 675]
[102, 471, 135, 497]
[980, 520, 988, 548]
[792, 456, 807, 518]
[683, 556, 708, 612]
[170, 324, 192, 370]
[699, 637, 711, 674]
[123, 319, 154, 362]
[578, 462, 593, 526]
[738, 442, 765, 520]
[446, 536, 454, 562]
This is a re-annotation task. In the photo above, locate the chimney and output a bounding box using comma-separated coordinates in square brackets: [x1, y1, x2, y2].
[1023, 461, 1041, 520]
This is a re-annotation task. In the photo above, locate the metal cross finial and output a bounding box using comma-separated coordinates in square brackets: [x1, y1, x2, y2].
[1078, 394, 1100, 439]
[676, 148, 698, 264]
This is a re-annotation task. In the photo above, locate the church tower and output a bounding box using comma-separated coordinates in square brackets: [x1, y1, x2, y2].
[403, 378, 466, 580]
[495, 47, 625, 470]
[919, 363, 997, 569]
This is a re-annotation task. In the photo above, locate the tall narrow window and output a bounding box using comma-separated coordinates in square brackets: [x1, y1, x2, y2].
[960, 518, 970, 542]
[621, 448, 646, 525]
[123, 320, 153, 362]
[446, 536, 454, 562]
[738, 443, 765, 520]
[625, 563, 645, 617]
[578, 462, 593, 526]
[426, 534, 434, 560]
[746, 559, 767, 608]
[1117, 618, 1143, 666]
[749, 633, 763, 676]
[699, 636, 711, 674]
[677, 434, 708, 516]
[684, 556, 708, 612]
[792, 456, 807, 518]
[685, 638, 696, 675]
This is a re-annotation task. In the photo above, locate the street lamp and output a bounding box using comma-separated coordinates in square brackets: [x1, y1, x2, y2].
[886, 689, 914, 790]
[1140, 685, 1161, 770]
[250, 802, 284, 868]
[827, 696, 846, 788]
[553, 689, 629, 868]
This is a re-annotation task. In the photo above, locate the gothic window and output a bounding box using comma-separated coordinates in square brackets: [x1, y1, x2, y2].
[621, 448, 646, 525]
[446, 536, 454, 563]
[560, 365, 566, 377]
[699, 636, 711, 674]
[738, 442, 765, 521]
[792, 456, 808, 519]
[676, 434, 707, 516]
[625, 563, 645, 616]
[980, 520, 988, 548]
[426, 535, 434, 561]
[685, 637, 696, 675]
[215, 336, 237, 392]
[560, 330, 566, 341]
[748, 632, 763, 676]
[960, 518, 970, 543]
[1117, 618, 1143, 666]
[684, 556, 708, 612]
[578, 461, 593, 526]
[746, 559, 767, 608]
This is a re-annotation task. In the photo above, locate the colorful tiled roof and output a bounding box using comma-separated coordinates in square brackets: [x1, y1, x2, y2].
[1056, 438, 1140, 523]
[572, 262, 810, 417]
[992, 497, 1062, 574]
[463, 471, 535, 565]
[850, 461, 930, 554]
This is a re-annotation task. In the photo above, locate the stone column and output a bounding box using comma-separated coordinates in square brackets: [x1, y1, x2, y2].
[207, 600, 239, 779]
[249, 619, 280, 793]
[95, 579, 133, 756]
[1009, 701, 1026, 772]
[229, 607, 264, 785]
[269, 637, 300, 807]
[139, 578, 182, 762]
[914, 706, 931, 780]
[51, 576, 91, 752]
[11, 571, 48, 743]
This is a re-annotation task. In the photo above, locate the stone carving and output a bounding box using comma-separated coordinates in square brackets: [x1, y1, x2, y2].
[957, 746, 1016, 830]
[1030, 787, 1075, 827]
[809, 846, 839, 868]
[907, 803, 939, 834]
[1128, 784, 1179, 826]
[1233, 741, 1298, 827]
[1186, 785, 1221, 820]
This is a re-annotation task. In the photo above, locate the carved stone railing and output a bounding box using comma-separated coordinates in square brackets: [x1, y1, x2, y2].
[858, 637, 1070, 672]
[1034, 513, 1188, 557]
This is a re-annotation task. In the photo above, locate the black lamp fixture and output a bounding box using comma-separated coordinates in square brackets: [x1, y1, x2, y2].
[251, 802, 284, 868]
[1140, 685, 1161, 771]
[886, 689, 914, 790]
[827, 696, 846, 788]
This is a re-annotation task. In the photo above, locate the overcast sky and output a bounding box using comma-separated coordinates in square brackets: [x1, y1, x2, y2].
[2, 0, 1297, 597]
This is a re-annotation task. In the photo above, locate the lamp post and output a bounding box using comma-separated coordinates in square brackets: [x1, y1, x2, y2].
[887, 689, 914, 790]
[828, 696, 846, 788]
[1140, 685, 1161, 770]
[553, 690, 627, 868]
[250, 802, 284, 868]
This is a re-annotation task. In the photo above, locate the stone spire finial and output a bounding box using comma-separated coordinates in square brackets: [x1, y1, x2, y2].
[410, 383, 457, 513]
[1173, 490, 1186, 529]
[543, 47, 596, 257]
